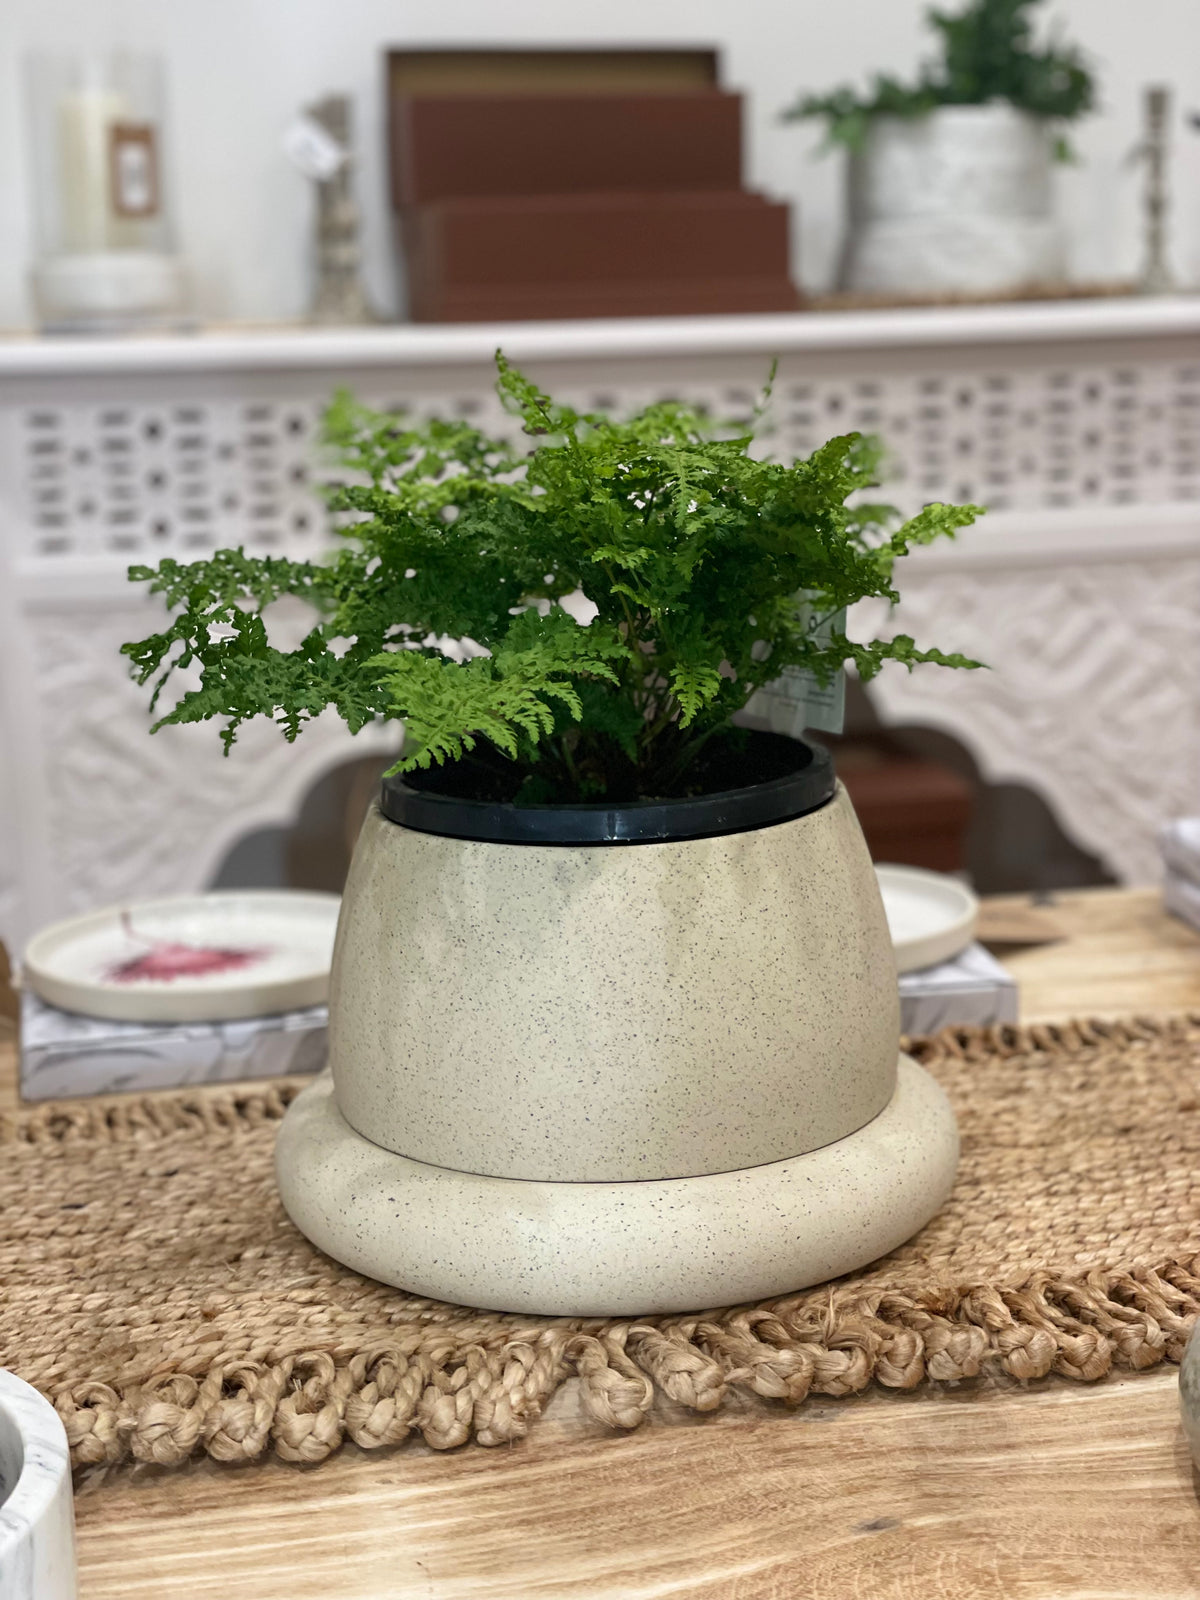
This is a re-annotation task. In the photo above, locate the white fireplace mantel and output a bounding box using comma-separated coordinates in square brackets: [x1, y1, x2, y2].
[5, 296, 1200, 375]
[3, 298, 1199, 950]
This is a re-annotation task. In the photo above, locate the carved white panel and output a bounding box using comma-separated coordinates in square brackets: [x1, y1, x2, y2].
[21, 602, 395, 930]
[0, 740, 21, 952]
[861, 556, 1200, 884]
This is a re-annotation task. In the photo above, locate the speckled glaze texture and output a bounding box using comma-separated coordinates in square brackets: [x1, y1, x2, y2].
[276, 1055, 958, 1316]
[0, 1371, 77, 1600]
[330, 783, 899, 1182]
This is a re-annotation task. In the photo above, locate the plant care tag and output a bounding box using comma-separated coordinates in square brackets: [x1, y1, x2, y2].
[739, 604, 846, 740]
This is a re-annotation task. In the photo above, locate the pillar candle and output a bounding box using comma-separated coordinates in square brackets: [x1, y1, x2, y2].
[58, 87, 127, 251]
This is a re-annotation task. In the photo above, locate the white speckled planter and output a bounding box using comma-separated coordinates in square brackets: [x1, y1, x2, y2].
[332, 783, 897, 1181]
[276, 737, 959, 1314]
[0, 1372, 77, 1600]
[841, 105, 1063, 296]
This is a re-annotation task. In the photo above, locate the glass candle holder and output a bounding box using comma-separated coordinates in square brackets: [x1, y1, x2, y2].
[25, 53, 189, 333]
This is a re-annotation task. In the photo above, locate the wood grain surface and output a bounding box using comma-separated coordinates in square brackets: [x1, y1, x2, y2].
[4, 884, 1200, 1599]
[985, 887, 1200, 1025]
[68, 1373, 1200, 1600]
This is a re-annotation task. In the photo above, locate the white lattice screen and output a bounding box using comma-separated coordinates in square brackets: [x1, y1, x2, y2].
[17, 356, 1200, 565]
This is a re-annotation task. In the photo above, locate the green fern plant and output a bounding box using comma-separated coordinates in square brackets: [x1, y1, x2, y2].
[784, 0, 1094, 152]
[121, 354, 982, 805]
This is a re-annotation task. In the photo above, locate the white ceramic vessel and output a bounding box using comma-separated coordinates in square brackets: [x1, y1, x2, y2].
[331, 785, 898, 1182]
[840, 104, 1063, 296]
[276, 741, 959, 1315]
[278, 1055, 956, 1315]
[0, 1371, 77, 1600]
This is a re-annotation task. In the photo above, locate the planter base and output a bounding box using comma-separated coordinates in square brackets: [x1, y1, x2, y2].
[276, 1056, 957, 1316]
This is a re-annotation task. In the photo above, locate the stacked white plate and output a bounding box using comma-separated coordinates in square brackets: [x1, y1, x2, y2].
[22, 891, 340, 1024]
[875, 864, 979, 973]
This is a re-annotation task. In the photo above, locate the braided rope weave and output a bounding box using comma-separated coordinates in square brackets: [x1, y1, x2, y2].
[3, 1015, 1200, 1472]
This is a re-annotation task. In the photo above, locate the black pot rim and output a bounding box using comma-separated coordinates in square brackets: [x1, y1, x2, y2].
[379, 735, 835, 846]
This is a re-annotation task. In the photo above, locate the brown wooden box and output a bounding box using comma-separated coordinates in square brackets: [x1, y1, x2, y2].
[402, 190, 799, 323]
[390, 92, 743, 207]
[386, 47, 719, 99]
[383, 46, 798, 323]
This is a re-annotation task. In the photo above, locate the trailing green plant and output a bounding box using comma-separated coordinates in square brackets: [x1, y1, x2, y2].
[783, 0, 1094, 153]
[121, 354, 982, 805]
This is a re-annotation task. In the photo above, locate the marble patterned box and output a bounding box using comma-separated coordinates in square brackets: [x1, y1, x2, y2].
[898, 943, 1018, 1035]
[18, 988, 327, 1101]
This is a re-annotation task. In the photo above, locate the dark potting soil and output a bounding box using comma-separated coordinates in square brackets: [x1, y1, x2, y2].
[401, 728, 815, 810]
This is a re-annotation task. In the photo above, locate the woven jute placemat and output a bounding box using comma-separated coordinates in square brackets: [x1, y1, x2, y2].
[3, 1015, 1200, 1474]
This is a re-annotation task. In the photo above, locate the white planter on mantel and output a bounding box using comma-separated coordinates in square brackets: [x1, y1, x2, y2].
[840, 104, 1064, 297]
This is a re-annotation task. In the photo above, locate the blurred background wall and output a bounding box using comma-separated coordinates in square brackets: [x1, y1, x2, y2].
[2, 0, 1200, 330]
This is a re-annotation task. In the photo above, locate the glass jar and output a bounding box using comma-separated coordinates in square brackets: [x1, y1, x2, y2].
[25, 53, 189, 332]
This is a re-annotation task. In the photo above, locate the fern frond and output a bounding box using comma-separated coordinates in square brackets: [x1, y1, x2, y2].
[669, 662, 725, 726]
[123, 351, 984, 800]
[369, 606, 630, 772]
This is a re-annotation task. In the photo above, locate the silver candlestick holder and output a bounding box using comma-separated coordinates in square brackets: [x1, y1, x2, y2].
[285, 94, 376, 325]
[1133, 85, 1175, 296]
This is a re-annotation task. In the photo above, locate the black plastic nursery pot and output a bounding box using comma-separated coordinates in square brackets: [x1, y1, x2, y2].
[381, 730, 836, 846]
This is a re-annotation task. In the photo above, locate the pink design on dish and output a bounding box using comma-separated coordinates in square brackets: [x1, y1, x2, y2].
[105, 911, 269, 985]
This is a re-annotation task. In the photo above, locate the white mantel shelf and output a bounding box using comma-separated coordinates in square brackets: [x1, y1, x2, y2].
[3, 295, 1200, 377]
[3, 292, 1200, 950]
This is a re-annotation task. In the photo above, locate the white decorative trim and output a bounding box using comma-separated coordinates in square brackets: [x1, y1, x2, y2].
[3, 296, 1200, 376]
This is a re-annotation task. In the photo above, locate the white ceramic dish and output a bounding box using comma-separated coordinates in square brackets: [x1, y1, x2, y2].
[23, 891, 341, 1024]
[875, 864, 979, 975]
[0, 1370, 76, 1600]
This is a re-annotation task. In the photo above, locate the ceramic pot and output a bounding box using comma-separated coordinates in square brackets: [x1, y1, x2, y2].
[840, 104, 1063, 296]
[276, 735, 959, 1314]
[0, 1372, 76, 1600]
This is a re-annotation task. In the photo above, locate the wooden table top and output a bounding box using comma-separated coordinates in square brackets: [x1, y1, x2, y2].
[5, 884, 1200, 1599]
